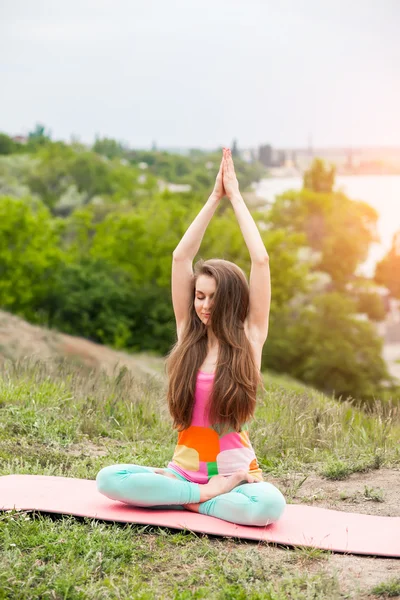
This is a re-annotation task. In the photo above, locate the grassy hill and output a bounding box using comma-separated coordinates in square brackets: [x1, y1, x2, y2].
[0, 310, 399, 599]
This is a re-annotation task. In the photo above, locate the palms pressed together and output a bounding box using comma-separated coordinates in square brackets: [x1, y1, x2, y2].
[213, 147, 240, 201]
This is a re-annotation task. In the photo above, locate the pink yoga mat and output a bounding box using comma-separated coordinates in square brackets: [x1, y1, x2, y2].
[1, 475, 399, 557]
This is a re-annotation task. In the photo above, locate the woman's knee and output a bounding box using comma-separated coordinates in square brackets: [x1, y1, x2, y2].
[248, 483, 287, 526]
[96, 464, 144, 495]
[96, 463, 156, 497]
[96, 464, 121, 495]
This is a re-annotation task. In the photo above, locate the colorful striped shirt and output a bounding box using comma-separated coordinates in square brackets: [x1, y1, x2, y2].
[168, 370, 263, 483]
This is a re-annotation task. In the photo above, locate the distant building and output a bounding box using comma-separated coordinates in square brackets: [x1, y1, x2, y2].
[12, 135, 28, 144]
[254, 145, 400, 175]
[258, 144, 273, 167]
[157, 180, 192, 193]
[278, 150, 286, 166]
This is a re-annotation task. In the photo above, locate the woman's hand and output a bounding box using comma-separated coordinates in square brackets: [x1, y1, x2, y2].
[223, 148, 240, 199]
[211, 155, 226, 201]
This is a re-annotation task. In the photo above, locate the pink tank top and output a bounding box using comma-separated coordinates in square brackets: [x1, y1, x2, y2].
[168, 370, 263, 483]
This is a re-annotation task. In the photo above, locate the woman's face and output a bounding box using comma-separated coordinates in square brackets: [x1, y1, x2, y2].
[194, 275, 216, 325]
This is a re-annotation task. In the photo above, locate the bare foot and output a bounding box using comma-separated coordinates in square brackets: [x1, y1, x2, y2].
[154, 468, 258, 507]
[185, 502, 201, 513]
[200, 469, 258, 502]
[154, 470, 201, 512]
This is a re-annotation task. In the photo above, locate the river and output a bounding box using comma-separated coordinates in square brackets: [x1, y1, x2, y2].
[254, 175, 400, 277]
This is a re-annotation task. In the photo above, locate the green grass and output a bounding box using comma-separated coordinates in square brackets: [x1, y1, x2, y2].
[1, 356, 399, 599]
[371, 577, 400, 597]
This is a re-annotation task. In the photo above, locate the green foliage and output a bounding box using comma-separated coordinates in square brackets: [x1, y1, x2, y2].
[264, 293, 390, 401]
[0, 132, 18, 155]
[268, 186, 378, 289]
[354, 290, 386, 321]
[0, 196, 63, 319]
[28, 123, 51, 141]
[39, 258, 175, 353]
[25, 142, 77, 208]
[126, 149, 266, 193]
[69, 152, 114, 197]
[0, 154, 39, 199]
[375, 231, 400, 298]
[124, 284, 175, 353]
[23, 143, 130, 210]
[303, 157, 336, 193]
[25, 122, 52, 152]
[371, 577, 400, 597]
[92, 136, 127, 159]
[0, 142, 392, 404]
[89, 207, 161, 285]
[41, 258, 135, 348]
[4, 138, 264, 217]
[343, 279, 387, 322]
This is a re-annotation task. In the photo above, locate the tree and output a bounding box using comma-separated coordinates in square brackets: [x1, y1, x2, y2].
[28, 123, 51, 141]
[25, 142, 76, 208]
[25, 145, 123, 211]
[69, 152, 113, 198]
[375, 231, 400, 298]
[263, 158, 389, 400]
[268, 186, 378, 290]
[264, 293, 391, 401]
[92, 136, 127, 159]
[0, 197, 63, 319]
[348, 281, 386, 321]
[26, 123, 52, 151]
[0, 133, 17, 155]
[303, 158, 336, 193]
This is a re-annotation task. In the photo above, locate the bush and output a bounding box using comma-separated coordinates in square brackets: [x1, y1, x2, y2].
[0, 196, 62, 319]
[40, 258, 175, 353]
[264, 293, 391, 402]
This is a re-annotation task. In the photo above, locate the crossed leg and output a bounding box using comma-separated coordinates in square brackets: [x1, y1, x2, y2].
[193, 481, 286, 526]
[96, 464, 286, 527]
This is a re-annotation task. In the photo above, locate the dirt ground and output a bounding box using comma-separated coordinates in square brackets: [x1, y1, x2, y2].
[270, 469, 400, 597]
[1, 310, 399, 597]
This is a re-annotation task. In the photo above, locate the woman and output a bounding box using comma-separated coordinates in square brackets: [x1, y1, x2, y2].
[96, 148, 286, 527]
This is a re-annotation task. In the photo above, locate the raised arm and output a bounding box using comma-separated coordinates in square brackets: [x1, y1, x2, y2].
[172, 155, 225, 260]
[222, 148, 269, 264]
[172, 156, 225, 337]
[223, 148, 271, 343]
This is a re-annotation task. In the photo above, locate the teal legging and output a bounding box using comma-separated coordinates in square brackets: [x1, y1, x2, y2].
[96, 464, 286, 527]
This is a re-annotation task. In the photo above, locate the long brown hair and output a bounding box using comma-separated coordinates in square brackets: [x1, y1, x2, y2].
[165, 258, 265, 435]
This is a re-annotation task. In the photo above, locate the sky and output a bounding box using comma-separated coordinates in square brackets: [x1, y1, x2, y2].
[1, 0, 400, 150]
